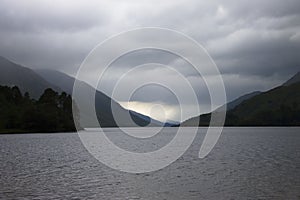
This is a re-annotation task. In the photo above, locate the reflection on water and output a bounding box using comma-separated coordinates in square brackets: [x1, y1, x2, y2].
[0, 127, 299, 199]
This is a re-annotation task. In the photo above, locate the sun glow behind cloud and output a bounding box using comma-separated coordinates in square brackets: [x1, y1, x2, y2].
[119, 101, 179, 123]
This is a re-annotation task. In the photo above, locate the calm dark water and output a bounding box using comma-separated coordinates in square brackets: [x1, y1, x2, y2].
[0, 127, 299, 200]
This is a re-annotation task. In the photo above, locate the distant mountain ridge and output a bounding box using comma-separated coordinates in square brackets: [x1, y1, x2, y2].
[0, 56, 61, 98]
[182, 71, 300, 126]
[226, 91, 262, 110]
[225, 81, 300, 126]
[34, 69, 74, 94]
[283, 72, 300, 86]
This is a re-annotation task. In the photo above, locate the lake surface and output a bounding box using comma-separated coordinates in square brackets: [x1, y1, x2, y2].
[0, 127, 299, 199]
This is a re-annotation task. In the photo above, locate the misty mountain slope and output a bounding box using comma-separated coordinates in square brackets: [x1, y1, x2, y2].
[283, 72, 300, 86]
[35, 69, 74, 94]
[226, 82, 300, 125]
[0, 56, 61, 98]
[226, 91, 262, 110]
[181, 91, 262, 126]
[35, 68, 168, 127]
[228, 70, 300, 125]
[182, 71, 300, 126]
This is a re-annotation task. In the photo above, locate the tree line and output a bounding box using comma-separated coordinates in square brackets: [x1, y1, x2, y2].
[0, 85, 78, 133]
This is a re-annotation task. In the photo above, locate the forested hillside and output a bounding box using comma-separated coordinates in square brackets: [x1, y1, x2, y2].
[0, 86, 77, 133]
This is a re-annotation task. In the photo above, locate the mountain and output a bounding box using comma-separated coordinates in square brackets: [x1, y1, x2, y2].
[0, 56, 61, 98]
[34, 69, 74, 94]
[179, 91, 262, 126]
[35, 69, 170, 127]
[226, 82, 300, 126]
[180, 91, 262, 126]
[226, 91, 261, 110]
[182, 71, 300, 126]
[282, 72, 300, 86]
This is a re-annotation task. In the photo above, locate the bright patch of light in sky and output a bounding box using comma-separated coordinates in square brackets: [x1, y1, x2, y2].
[119, 101, 179, 123]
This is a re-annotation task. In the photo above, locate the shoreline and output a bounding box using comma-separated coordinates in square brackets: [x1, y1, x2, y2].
[1, 126, 299, 135]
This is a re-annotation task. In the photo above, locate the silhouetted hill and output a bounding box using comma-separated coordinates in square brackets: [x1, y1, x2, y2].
[283, 72, 300, 86]
[182, 72, 300, 126]
[181, 91, 261, 126]
[226, 82, 300, 126]
[226, 91, 261, 110]
[0, 56, 61, 98]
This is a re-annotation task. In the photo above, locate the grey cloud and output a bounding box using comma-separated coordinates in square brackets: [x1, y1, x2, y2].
[0, 0, 107, 33]
[227, 0, 300, 19]
[208, 28, 300, 77]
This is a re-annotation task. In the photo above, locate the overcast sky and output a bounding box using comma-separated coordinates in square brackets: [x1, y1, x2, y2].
[0, 0, 300, 122]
